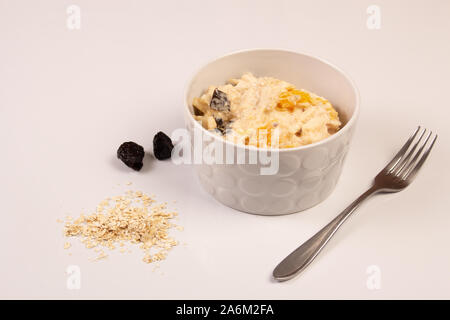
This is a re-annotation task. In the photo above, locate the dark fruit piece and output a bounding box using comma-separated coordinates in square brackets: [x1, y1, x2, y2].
[214, 118, 227, 135]
[214, 117, 233, 135]
[117, 141, 145, 171]
[153, 131, 174, 160]
[214, 117, 223, 127]
[210, 89, 230, 112]
[214, 117, 225, 134]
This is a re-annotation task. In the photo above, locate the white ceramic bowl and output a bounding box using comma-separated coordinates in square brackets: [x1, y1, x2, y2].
[184, 49, 359, 215]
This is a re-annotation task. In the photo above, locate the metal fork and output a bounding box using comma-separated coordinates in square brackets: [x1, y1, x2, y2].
[273, 127, 437, 282]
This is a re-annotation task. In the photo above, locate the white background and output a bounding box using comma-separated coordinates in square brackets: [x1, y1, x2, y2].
[1, 0, 449, 299]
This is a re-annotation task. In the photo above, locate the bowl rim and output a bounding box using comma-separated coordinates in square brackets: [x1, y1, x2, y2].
[183, 48, 360, 153]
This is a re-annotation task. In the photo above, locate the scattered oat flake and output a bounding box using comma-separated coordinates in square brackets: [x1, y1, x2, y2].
[56, 218, 63, 223]
[63, 190, 181, 265]
[143, 254, 152, 263]
[94, 251, 108, 261]
[126, 182, 132, 185]
[64, 242, 71, 249]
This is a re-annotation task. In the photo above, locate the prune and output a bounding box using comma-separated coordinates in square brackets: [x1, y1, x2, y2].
[214, 117, 229, 135]
[210, 89, 230, 112]
[214, 117, 225, 133]
[153, 131, 174, 160]
[117, 141, 145, 171]
[214, 117, 233, 135]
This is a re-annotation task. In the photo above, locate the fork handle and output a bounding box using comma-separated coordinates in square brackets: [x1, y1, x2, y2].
[273, 185, 379, 281]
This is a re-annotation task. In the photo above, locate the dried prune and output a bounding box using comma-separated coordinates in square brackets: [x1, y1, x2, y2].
[153, 131, 174, 160]
[214, 117, 229, 135]
[210, 89, 230, 112]
[117, 141, 145, 171]
[214, 117, 233, 135]
[214, 117, 225, 133]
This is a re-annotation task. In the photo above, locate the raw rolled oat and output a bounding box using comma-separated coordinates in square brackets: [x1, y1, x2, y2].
[63, 190, 181, 264]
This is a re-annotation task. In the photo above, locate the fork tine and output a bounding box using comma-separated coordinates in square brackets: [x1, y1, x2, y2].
[385, 126, 421, 173]
[393, 128, 426, 176]
[399, 130, 431, 177]
[403, 134, 437, 181]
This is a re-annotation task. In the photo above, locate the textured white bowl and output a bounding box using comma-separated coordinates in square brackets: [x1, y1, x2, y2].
[184, 49, 359, 215]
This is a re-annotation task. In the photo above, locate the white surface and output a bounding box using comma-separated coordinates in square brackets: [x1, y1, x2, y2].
[0, 0, 449, 299]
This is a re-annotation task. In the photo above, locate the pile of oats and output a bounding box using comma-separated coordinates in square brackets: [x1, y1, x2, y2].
[63, 190, 181, 264]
